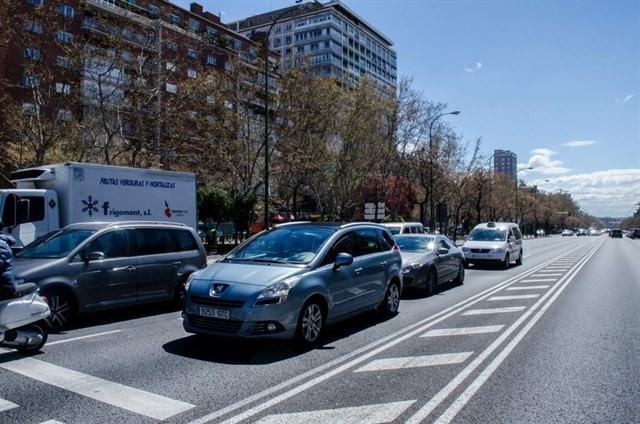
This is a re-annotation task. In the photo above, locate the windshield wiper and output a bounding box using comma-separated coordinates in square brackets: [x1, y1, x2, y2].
[247, 258, 288, 264]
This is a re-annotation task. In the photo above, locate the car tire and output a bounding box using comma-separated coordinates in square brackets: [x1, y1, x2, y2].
[515, 250, 523, 266]
[453, 263, 465, 285]
[502, 253, 510, 270]
[380, 280, 401, 316]
[42, 288, 76, 332]
[425, 268, 437, 297]
[295, 299, 325, 346]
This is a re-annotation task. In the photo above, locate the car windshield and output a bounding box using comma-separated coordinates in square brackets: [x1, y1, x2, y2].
[16, 229, 96, 259]
[468, 228, 508, 242]
[386, 226, 400, 235]
[394, 236, 435, 253]
[227, 226, 334, 264]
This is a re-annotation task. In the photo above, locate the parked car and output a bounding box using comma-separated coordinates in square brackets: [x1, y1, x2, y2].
[609, 229, 623, 238]
[383, 222, 425, 235]
[630, 228, 640, 239]
[13, 221, 207, 330]
[183, 222, 403, 346]
[462, 222, 523, 269]
[394, 234, 465, 296]
[576, 229, 588, 236]
[561, 229, 574, 236]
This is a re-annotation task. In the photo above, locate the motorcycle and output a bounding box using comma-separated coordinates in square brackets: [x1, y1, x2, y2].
[0, 283, 51, 353]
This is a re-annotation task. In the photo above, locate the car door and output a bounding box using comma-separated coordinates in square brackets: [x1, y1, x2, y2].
[322, 232, 360, 319]
[71, 229, 138, 309]
[135, 228, 181, 302]
[350, 228, 388, 309]
[507, 228, 519, 259]
[435, 237, 456, 282]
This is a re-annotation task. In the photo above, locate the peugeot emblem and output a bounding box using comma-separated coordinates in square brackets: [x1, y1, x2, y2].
[210, 283, 228, 297]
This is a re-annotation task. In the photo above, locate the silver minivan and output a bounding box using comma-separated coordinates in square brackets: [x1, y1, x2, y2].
[462, 222, 523, 269]
[13, 221, 206, 330]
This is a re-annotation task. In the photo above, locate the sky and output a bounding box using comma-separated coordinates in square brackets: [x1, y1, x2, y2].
[174, 0, 640, 218]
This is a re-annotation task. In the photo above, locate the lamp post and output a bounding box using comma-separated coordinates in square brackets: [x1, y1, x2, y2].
[532, 179, 549, 236]
[514, 167, 533, 224]
[428, 110, 460, 233]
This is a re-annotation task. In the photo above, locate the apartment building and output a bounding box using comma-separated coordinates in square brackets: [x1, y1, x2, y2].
[229, 0, 397, 90]
[493, 149, 518, 181]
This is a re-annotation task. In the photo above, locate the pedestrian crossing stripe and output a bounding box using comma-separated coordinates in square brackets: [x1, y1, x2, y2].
[0, 398, 18, 413]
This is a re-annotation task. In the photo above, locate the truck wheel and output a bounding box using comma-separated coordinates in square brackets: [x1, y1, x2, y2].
[43, 288, 76, 332]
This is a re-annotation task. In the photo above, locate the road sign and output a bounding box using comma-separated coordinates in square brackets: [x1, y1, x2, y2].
[364, 202, 385, 220]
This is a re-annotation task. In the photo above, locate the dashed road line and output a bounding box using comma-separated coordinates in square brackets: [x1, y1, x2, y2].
[462, 306, 527, 315]
[47, 330, 123, 346]
[354, 352, 473, 372]
[519, 278, 557, 282]
[421, 326, 505, 338]
[506, 285, 550, 291]
[488, 294, 540, 301]
[0, 398, 18, 413]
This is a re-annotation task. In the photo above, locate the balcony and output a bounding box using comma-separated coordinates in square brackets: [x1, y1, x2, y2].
[83, 0, 154, 28]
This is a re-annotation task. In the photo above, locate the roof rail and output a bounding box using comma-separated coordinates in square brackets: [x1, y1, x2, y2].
[272, 221, 311, 228]
[105, 221, 188, 228]
[340, 221, 387, 229]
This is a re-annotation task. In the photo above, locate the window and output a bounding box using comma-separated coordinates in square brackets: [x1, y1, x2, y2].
[24, 48, 41, 60]
[23, 102, 36, 115]
[25, 0, 43, 5]
[56, 31, 73, 43]
[322, 233, 356, 266]
[166, 41, 177, 51]
[57, 3, 74, 17]
[187, 68, 197, 78]
[187, 110, 197, 120]
[173, 230, 198, 251]
[206, 54, 216, 66]
[21, 74, 40, 87]
[188, 19, 200, 31]
[24, 20, 43, 33]
[377, 229, 395, 251]
[147, 4, 159, 14]
[123, 0, 136, 4]
[268, 15, 273, 22]
[56, 82, 71, 95]
[1, 195, 45, 226]
[57, 109, 72, 121]
[165, 82, 177, 93]
[206, 94, 215, 104]
[206, 26, 217, 36]
[187, 48, 198, 59]
[258, 17, 263, 24]
[354, 229, 382, 256]
[168, 13, 180, 24]
[135, 229, 176, 255]
[165, 61, 176, 72]
[87, 230, 132, 259]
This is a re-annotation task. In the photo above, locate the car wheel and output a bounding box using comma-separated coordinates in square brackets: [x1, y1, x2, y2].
[296, 300, 324, 346]
[42, 288, 76, 332]
[381, 280, 401, 316]
[454, 263, 465, 285]
[502, 253, 510, 270]
[515, 250, 523, 266]
[424, 268, 437, 297]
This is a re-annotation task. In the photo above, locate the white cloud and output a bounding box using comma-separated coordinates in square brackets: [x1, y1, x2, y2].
[615, 94, 634, 103]
[535, 169, 640, 217]
[464, 66, 474, 73]
[519, 148, 571, 175]
[476, 62, 482, 69]
[562, 140, 597, 147]
[465, 62, 483, 73]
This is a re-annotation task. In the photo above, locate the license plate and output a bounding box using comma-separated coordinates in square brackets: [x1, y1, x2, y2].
[198, 306, 230, 320]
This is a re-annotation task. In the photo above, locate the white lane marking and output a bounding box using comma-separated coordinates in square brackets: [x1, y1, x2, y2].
[421, 325, 505, 338]
[39, 421, 66, 424]
[0, 358, 195, 420]
[488, 295, 540, 301]
[255, 400, 416, 424]
[519, 278, 557, 282]
[506, 285, 550, 291]
[462, 307, 526, 315]
[406, 236, 606, 424]
[190, 240, 598, 424]
[433, 237, 605, 424]
[47, 330, 123, 346]
[532, 273, 563, 276]
[354, 352, 473, 372]
[0, 398, 18, 412]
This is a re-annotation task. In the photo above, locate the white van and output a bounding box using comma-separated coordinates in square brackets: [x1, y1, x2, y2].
[383, 222, 425, 236]
[462, 222, 523, 269]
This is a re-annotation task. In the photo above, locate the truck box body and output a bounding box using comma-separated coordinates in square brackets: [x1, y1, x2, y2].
[1, 163, 197, 247]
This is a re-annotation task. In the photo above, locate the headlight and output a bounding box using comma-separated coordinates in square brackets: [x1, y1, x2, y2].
[492, 247, 505, 253]
[184, 271, 200, 292]
[254, 275, 302, 306]
[402, 263, 421, 273]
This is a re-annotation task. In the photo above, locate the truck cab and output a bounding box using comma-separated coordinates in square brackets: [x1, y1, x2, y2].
[0, 190, 60, 248]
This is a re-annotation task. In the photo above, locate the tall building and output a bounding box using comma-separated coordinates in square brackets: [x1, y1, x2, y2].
[229, 0, 397, 90]
[493, 149, 517, 181]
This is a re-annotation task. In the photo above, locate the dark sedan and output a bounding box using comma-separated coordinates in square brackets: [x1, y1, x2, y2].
[394, 234, 465, 296]
[610, 229, 623, 238]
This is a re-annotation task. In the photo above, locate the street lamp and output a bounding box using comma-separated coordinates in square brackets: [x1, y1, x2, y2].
[532, 179, 549, 236]
[428, 110, 460, 233]
[514, 166, 533, 224]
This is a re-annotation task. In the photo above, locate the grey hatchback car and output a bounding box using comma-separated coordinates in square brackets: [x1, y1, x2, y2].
[183, 222, 402, 346]
[13, 221, 206, 330]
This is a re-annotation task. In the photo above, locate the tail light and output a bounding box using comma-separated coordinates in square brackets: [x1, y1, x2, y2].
[393, 244, 400, 251]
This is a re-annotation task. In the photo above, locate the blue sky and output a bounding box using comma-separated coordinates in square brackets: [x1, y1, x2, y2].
[175, 0, 640, 217]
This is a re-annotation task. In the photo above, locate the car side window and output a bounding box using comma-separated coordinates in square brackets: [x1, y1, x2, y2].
[321, 233, 356, 266]
[354, 229, 382, 256]
[437, 239, 449, 251]
[442, 238, 454, 249]
[513, 227, 522, 240]
[402, 227, 411, 234]
[377, 229, 394, 251]
[87, 230, 132, 259]
[173, 229, 198, 251]
[416, 225, 424, 234]
[136, 229, 176, 255]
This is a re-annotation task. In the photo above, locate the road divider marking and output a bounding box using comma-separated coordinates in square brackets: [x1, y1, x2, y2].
[254, 400, 416, 424]
[47, 330, 123, 346]
[0, 358, 195, 420]
[488, 295, 539, 301]
[462, 307, 526, 315]
[354, 352, 473, 372]
[506, 285, 549, 291]
[532, 273, 562, 276]
[39, 420, 66, 424]
[0, 398, 18, 412]
[519, 278, 557, 282]
[421, 326, 505, 338]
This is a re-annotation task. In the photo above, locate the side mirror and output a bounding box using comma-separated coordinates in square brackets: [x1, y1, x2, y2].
[333, 253, 353, 271]
[86, 251, 106, 262]
[436, 247, 449, 255]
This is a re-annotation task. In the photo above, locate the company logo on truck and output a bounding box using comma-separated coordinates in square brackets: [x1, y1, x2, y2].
[164, 200, 188, 218]
[82, 196, 152, 218]
[81, 196, 99, 217]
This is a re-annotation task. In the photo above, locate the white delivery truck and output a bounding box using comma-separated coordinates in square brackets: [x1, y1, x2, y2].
[0, 162, 197, 248]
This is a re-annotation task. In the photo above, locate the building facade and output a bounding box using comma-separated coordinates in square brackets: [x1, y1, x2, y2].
[494, 149, 517, 181]
[229, 0, 397, 90]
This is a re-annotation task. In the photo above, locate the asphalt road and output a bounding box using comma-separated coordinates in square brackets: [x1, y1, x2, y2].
[1, 234, 638, 424]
